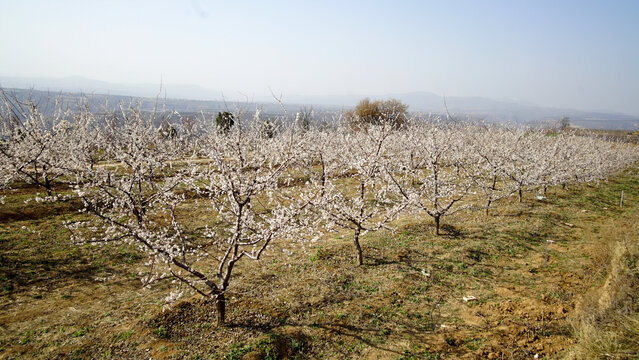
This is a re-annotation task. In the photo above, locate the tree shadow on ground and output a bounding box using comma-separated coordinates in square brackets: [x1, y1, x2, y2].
[439, 224, 465, 239]
[303, 322, 409, 357]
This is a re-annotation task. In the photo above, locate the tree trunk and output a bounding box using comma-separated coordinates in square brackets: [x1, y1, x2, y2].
[486, 176, 497, 216]
[42, 164, 53, 196]
[434, 216, 441, 235]
[518, 188, 523, 203]
[214, 291, 226, 326]
[353, 228, 363, 266]
[45, 177, 53, 197]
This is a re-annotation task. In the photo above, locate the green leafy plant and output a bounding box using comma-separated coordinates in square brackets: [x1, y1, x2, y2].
[216, 111, 235, 134]
[153, 325, 169, 339]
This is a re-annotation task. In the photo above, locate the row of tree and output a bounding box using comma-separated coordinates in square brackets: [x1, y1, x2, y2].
[1, 95, 636, 325]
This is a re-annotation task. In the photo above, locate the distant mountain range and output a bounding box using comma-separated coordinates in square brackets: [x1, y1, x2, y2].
[287, 92, 639, 130]
[0, 75, 223, 101]
[2, 76, 638, 130]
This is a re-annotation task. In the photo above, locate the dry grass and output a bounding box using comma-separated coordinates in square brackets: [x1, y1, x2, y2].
[566, 218, 639, 359]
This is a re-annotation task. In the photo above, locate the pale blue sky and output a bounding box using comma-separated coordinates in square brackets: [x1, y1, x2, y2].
[1, 0, 638, 114]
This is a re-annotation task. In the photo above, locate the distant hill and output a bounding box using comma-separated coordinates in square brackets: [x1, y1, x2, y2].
[289, 91, 639, 130]
[0, 87, 338, 121]
[0, 75, 221, 101]
[2, 76, 639, 130]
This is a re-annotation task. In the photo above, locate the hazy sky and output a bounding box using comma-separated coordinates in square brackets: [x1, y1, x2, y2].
[1, 0, 638, 114]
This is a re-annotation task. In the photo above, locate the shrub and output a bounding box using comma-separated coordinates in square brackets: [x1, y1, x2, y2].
[216, 111, 235, 134]
[346, 98, 408, 130]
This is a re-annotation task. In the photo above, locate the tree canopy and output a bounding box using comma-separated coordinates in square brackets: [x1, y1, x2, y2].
[215, 111, 235, 134]
[346, 98, 409, 129]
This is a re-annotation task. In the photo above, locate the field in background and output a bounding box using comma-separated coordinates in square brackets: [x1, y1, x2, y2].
[572, 128, 639, 144]
[0, 168, 638, 360]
